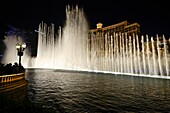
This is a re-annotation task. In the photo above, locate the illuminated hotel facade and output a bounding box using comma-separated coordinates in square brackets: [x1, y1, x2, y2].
[88, 20, 140, 57]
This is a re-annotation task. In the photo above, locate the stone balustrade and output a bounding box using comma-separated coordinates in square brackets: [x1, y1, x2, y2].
[0, 72, 25, 83]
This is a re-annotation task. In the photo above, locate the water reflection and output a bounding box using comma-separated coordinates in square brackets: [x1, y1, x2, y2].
[25, 69, 170, 112]
[1, 69, 170, 112]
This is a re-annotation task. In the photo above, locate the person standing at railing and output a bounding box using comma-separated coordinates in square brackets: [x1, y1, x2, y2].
[0, 62, 25, 75]
[12, 62, 20, 74]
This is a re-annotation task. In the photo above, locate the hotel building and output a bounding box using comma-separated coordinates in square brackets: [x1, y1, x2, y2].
[88, 20, 140, 57]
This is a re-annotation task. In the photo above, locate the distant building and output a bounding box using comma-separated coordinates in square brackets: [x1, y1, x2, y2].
[88, 20, 140, 57]
[89, 20, 140, 36]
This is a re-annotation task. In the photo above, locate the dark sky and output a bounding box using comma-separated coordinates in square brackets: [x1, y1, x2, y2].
[0, 0, 170, 37]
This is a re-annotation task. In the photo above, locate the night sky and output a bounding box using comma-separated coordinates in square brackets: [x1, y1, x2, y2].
[0, 0, 170, 37]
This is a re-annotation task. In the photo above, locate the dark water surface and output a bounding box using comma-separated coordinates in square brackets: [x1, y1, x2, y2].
[1, 69, 170, 113]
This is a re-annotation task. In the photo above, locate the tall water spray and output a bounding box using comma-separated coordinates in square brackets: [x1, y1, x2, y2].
[33, 5, 89, 69]
[1, 35, 31, 66]
[89, 32, 170, 76]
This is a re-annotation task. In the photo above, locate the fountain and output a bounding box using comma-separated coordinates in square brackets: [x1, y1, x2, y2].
[2, 5, 170, 78]
[1, 35, 31, 66]
[89, 32, 170, 77]
[31, 5, 89, 70]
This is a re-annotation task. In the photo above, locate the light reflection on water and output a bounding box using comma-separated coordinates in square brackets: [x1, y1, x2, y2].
[1, 69, 169, 112]
[23, 69, 170, 112]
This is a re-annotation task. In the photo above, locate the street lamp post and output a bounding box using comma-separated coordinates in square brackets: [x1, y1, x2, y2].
[16, 43, 26, 66]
